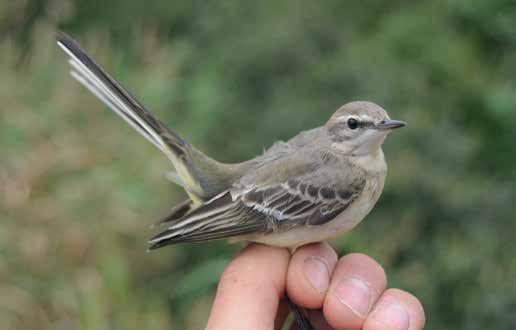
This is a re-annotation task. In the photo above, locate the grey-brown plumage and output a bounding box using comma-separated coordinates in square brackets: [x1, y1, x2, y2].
[57, 32, 406, 251]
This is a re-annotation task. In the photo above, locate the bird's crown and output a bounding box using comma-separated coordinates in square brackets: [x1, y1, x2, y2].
[328, 101, 389, 126]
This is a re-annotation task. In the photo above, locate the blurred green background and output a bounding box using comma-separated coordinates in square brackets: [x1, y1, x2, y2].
[1, 0, 516, 329]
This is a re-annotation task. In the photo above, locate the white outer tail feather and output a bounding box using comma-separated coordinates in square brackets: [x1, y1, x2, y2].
[58, 41, 168, 154]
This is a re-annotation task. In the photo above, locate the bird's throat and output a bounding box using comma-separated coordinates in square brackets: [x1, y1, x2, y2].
[350, 149, 387, 174]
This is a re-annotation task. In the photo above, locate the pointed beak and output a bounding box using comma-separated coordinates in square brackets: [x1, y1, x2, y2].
[377, 119, 407, 130]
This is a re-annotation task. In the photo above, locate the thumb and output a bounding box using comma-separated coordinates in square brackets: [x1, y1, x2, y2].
[206, 243, 290, 330]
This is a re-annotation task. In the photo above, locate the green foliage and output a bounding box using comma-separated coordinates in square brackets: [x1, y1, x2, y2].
[1, 0, 515, 329]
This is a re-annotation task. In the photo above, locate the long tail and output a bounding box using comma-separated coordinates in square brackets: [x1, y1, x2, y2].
[56, 32, 242, 200]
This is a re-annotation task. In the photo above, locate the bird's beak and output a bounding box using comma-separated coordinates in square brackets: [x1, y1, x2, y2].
[377, 119, 407, 130]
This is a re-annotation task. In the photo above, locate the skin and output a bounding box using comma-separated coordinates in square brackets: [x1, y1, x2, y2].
[206, 243, 425, 330]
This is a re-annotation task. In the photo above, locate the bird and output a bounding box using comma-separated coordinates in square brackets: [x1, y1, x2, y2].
[56, 32, 406, 329]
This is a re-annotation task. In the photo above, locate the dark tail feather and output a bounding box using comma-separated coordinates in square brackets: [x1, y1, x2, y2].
[57, 32, 241, 199]
[56, 32, 189, 164]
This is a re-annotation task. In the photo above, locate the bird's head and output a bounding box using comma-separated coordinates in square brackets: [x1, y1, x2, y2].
[326, 101, 406, 156]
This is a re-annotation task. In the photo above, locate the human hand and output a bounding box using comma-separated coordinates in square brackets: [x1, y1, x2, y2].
[206, 243, 425, 330]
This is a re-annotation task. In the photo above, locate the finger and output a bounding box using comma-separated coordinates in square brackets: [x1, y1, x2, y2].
[323, 253, 388, 330]
[286, 242, 338, 309]
[206, 243, 290, 330]
[363, 288, 425, 330]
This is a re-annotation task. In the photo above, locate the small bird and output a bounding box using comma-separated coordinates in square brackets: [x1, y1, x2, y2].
[56, 32, 406, 252]
[57, 32, 406, 330]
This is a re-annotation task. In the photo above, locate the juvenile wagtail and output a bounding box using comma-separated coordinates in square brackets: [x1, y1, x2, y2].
[56, 32, 405, 251]
[57, 32, 407, 330]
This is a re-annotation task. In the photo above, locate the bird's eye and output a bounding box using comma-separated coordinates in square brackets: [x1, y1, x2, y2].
[347, 118, 358, 130]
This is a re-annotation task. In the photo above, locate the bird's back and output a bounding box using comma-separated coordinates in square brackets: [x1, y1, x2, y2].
[239, 127, 332, 185]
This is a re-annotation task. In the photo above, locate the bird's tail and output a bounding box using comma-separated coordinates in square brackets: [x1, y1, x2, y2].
[57, 32, 241, 201]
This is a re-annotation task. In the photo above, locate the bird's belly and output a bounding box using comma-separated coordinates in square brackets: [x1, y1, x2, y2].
[250, 181, 382, 248]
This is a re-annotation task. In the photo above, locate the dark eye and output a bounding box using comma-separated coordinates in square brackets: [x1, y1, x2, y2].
[347, 118, 358, 130]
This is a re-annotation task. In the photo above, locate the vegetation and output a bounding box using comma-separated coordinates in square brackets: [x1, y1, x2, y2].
[1, 1, 515, 329]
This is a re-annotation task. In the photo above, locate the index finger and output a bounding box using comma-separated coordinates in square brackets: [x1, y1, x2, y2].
[206, 243, 291, 330]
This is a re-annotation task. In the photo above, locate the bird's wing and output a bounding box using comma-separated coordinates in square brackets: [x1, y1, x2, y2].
[149, 159, 366, 249]
[56, 32, 239, 200]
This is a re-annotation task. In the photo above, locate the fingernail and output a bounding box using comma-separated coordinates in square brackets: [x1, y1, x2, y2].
[372, 303, 410, 330]
[303, 256, 330, 294]
[333, 277, 372, 318]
